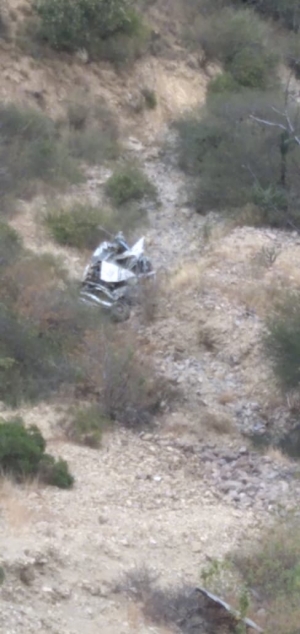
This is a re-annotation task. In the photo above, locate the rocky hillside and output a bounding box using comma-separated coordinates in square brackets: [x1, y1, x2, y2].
[1, 1, 300, 633]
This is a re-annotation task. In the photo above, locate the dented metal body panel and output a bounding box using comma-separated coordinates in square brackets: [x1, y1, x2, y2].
[80, 232, 153, 320]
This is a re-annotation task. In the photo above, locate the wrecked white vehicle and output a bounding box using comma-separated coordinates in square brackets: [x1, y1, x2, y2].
[80, 232, 154, 321]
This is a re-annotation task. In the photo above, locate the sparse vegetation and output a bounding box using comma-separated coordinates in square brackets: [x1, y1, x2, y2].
[0, 418, 74, 488]
[105, 164, 157, 206]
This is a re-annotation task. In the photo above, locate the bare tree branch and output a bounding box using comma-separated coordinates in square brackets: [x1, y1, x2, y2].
[249, 112, 300, 147]
[249, 115, 287, 132]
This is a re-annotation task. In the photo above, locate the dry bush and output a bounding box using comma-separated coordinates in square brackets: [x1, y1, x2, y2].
[1, 251, 68, 317]
[198, 324, 221, 352]
[114, 567, 197, 633]
[201, 410, 234, 435]
[65, 97, 120, 163]
[81, 327, 175, 427]
[0, 221, 22, 268]
[0, 248, 105, 405]
[137, 276, 160, 323]
[0, 102, 81, 207]
[64, 403, 111, 447]
[0, 303, 78, 406]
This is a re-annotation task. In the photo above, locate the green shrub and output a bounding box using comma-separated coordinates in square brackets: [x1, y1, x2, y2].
[66, 404, 110, 447]
[251, 184, 289, 225]
[44, 198, 148, 249]
[175, 92, 300, 227]
[0, 418, 45, 477]
[34, 0, 147, 62]
[192, 7, 279, 89]
[44, 203, 114, 249]
[105, 164, 157, 206]
[38, 454, 74, 487]
[230, 47, 278, 89]
[142, 88, 157, 109]
[207, 72, 240, 96]
[264, 292, 300, 391]
[0, 418, 74, 487]
[174, 110, 225, 174]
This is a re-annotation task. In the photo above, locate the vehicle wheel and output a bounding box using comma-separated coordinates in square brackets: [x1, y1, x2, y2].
[110, 302, 131, 322]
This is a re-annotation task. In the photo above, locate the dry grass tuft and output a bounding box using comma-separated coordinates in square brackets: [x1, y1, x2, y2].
[0, 477, 36, 531]
[217, 391, 236, 406]
[201, 410, 234, 435]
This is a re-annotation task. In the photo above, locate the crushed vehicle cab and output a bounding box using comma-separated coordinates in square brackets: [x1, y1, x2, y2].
[80, 232, 154, 321]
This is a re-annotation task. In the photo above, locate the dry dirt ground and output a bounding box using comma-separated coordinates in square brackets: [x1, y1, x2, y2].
[2, 3, 300, 633]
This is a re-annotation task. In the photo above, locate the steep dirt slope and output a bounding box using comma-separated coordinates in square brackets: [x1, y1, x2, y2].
[1, 3, 300, 633]
[2, 137, 300, 633]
